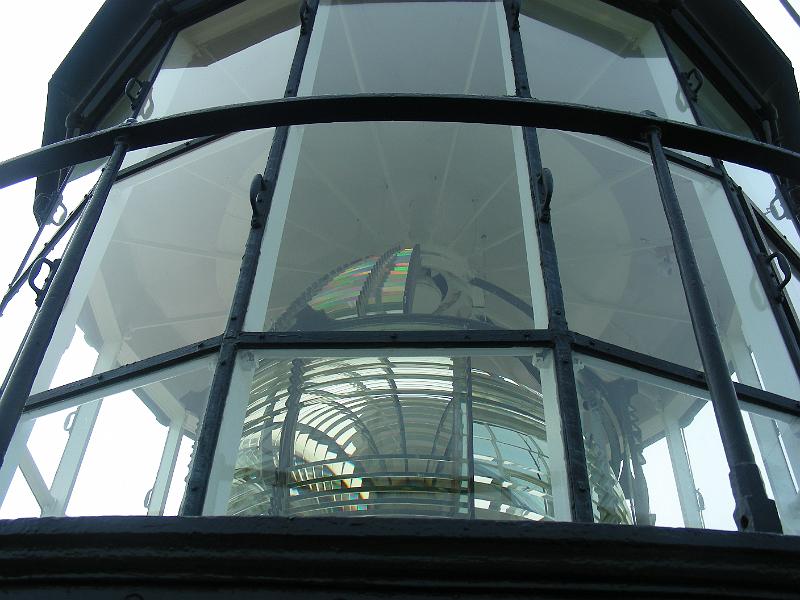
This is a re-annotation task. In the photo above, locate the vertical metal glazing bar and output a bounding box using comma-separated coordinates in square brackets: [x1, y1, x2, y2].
[0, 136, 130, 470]
[276, 358, 304, 516]
[503, 0, 594, 522]
[646, 127, 782, 533]
[465, 357, 475, 519]
[180, 0, 320, 516]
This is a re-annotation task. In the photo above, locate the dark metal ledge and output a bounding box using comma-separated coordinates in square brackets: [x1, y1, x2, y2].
[0, 517, 798, 598]
[4, 94, 800, 190]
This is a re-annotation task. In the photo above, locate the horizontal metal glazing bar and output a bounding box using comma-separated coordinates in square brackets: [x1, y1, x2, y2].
[572, 333, 800, 418]
[236, 330, 553, 350]
[4, 95, 800, 190]
[22, 336, 222, 414]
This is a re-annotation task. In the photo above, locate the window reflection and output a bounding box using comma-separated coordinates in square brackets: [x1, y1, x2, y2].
[671, 165, 800, 400]
[742, 403, 800, 535]
[575, 355, 736, 530]
[207, 351, 575, 521]
[540, 130, 702, 369]
[0, 357, 215, 518]
[520, 0, 695, 123]
[247, 122, 545, 332]
[32, 130, 273, 392]
[305, 0, 510, 96]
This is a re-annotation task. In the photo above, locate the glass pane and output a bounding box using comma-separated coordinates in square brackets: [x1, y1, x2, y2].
[724, 161, 800, 253]
[205, 350, 570, 520]
[125, 0, 299, 165]
[574, 354, 736, 530]
[143, 0, 300, 120]
[539, 130, 701, 369]
[0, 355, 216, 517]
[304, 0, 510, 96]
[32, 130, 273, 392]
[246, 122, 545, 332]
[670, 164, 800, 400]
[742, 402, 800, 535]
[520, 0, 695, 123]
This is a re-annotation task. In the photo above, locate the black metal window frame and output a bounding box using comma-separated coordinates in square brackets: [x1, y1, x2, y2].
[0, 0, 798, 534]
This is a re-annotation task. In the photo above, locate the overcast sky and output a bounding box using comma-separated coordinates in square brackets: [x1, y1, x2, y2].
[0, 0, 798, 381]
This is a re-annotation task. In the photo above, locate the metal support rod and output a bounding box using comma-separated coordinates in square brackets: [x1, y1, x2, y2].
[504, 0, 594, 522]
[275, 359, 304, 516]
[180, 0, 320, 516]
[0, 136, 129, 471]
[646, 127, 781, 533]
[465, 357, 475, 520]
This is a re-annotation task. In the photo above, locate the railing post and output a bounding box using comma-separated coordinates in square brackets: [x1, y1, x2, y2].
[646, 126, 781, 533]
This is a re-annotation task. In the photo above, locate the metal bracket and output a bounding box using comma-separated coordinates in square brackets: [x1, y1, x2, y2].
[680, 68, 704, 102]
[249, 173, 268, 229]
[27, 257, 60, 307]
[767, 193, 787, 221]
[767, 251, 792, 292]
[537, 167, 554, 223]
[124, 78, 146, 110]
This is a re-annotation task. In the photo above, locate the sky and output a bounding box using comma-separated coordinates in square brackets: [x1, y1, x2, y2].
[0, 0, 798, 521]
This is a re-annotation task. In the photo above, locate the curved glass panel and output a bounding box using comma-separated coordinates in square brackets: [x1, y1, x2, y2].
[246, 122, 546, 332]
[125, 0, 300, 166]
[671, 164, 800, 400]
[575, 354, 736, 530]
[743, 402, 800, 535]
[724, 161, 800, 253]
[303, 0, 510, 96]
[664, 36, 756, 139]
[539, 130, 702, 369]
[143, 0, 300, 119]
[205, 349, 574, 520]
[0, 355, 216, 518]
[520, 0, 695, 123]
[32, 130, 273, 392]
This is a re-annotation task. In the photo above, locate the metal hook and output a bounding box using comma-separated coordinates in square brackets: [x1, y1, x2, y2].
[538, 168, 554, 222]
[28, 257, 60, 307]
[250, 173, 267, 228]
[767, 251, 792, 291]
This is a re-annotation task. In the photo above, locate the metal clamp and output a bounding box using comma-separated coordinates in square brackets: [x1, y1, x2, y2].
[681, 68, 704, 102]
[28, 257, 60, 307]
[538, 168, 554, 223]
[767, 251, 792, 291]
[767, 194, 787, 220]
[124, 78, 146, 110]
[250, 173, 267, 228]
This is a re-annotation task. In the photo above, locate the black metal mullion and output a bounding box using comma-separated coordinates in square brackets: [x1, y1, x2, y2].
[275, 359, 304, 516]
[503, 0, 593, 523]
[464, 357, 475, 519]
[646, 127, 782, 534]
[180, 0, 320, 516]
[0, 137, 130, 471]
